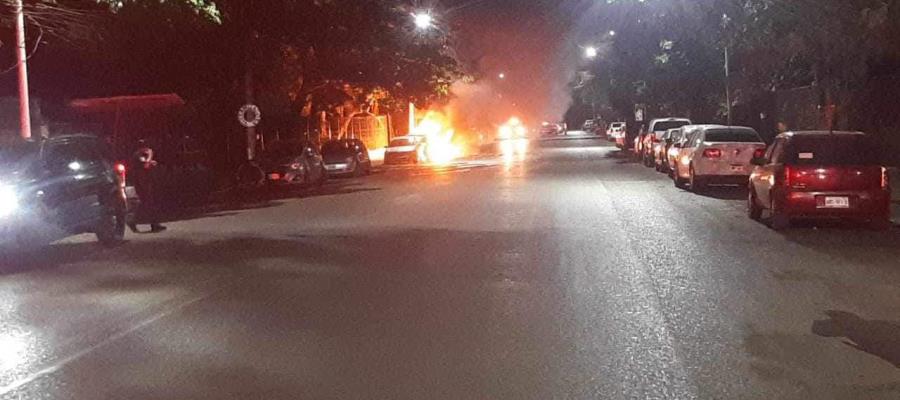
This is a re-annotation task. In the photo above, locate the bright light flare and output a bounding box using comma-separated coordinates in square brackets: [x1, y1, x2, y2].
[413, 111, 463, 166]
[0, 185, 19, 218]
[585, 46, 598, 59]
[414, 12, 434, 30]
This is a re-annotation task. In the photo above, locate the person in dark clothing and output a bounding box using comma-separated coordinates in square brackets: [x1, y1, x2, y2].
[128, 146, 167, 233]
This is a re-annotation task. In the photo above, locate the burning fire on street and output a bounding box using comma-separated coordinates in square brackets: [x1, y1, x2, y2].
[412, 111, 465, 166]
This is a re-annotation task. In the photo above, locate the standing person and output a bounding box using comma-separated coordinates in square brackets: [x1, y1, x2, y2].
[128, 144, 167, 233]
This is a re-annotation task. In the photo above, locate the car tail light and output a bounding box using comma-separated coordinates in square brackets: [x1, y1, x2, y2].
[883, 167, 890, 190]
[783, 166, 792, 188]
[652, 136, 661, 143]
[702, 148, 722, 158]
[753, 148, 766, 159]
[113, 162, 127, 186]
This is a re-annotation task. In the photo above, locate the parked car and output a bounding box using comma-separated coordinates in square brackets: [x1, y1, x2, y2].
[652, 129, 676, 172]
[608, 122, 626, 145]
[667, 125, 701, 177]
[540, 122, 566, 137]
[322, 139, 372, 177]
[260, 140, 327, 186]
[748, 131, 891, 230]
[0, 135, 128, 251]
[385, 135, 426, 164]
[672, 125, 766, 192]
[641, 118, 692, 167]
[582, 119, 596, 132]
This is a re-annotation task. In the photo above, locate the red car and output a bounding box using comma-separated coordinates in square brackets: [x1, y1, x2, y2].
[748, 131, 891, 230]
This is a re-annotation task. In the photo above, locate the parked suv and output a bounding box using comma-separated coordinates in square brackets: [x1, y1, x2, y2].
[673, 125, 766, 192]
[641, 118, 691, 166]
[0, 135, 127, 251]
[748, 131, 891, 230]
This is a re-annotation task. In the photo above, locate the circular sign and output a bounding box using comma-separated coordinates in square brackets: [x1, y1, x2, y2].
[238, 104, 261, 128]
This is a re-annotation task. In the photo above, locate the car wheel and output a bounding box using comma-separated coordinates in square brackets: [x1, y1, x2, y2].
[96, 200, 126, 247]
[769, 199, 791, 231]
[689, 166, 706, 193]
[748, 188, 763, 221]
[674, 170, 688, 189]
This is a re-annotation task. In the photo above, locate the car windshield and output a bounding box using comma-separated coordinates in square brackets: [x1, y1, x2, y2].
[653, 121, 690, 132]
[322, 141, 351, 154]
[704, 129, 762, 143]
[787, 135, 880, 165]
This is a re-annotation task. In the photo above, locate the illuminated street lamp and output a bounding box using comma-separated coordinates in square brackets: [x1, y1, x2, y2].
[498, 72, 506, 79]
[414, 12, 434, 30]
[585, 46, 598, 59]
[608, 30, 616, 37]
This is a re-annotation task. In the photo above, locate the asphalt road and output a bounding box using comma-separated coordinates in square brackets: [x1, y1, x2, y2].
[2, 137, 900, 399]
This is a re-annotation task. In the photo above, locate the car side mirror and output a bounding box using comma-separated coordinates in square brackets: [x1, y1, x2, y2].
[751, 157, 767, 166]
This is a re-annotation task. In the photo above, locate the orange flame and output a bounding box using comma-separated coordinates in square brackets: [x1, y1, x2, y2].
[413, 111, 464, 165]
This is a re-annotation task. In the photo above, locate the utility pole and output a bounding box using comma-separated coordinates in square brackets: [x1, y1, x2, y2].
[15, 0, 32, 140]
[723, 13, 732, 127]
[725, 45, 732, 126]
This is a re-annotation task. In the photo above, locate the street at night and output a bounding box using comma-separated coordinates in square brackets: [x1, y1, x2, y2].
[1, 137, 899, 399]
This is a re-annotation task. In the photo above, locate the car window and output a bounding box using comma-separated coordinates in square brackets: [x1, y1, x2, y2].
[691, 132, 703, 147]
[652, 120, 690, 132]
[703, 129, 762, 143]
[785, 135, 880, 165]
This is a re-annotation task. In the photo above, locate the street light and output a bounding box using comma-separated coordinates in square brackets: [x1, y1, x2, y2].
[585, 46, 598, 59]
[608, 30, 616, 37]
[414, 12, 434, 30]
[498, 72, 506, 79]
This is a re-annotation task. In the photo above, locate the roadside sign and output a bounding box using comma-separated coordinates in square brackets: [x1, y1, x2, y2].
[634, 104, 645, 122]
[238, 104, 261, 128]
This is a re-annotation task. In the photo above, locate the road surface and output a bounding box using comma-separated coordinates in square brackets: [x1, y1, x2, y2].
[2, 137, 900, 399]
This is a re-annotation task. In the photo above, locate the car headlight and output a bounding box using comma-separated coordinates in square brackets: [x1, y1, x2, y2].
[0, 185, 19, 218]
[290, 163, 302, 170]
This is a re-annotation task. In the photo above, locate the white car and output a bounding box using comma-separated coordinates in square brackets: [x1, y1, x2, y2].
[672, 125, 767, 192]
[384, 135, 426, 164]
[641, 117, 692, 166]
[608, 122, 626, 144]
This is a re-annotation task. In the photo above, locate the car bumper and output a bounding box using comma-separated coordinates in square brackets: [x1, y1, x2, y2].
[324, 163, 355, 175]
[384, 152, 417, 164]
[778, 190, 891, 219]
[265, 170, 302, 184]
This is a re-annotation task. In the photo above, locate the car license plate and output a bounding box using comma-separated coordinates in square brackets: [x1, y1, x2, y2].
[730, 165, 744, 172]
[268, 173, 280, 180]
[822, 196, 850, 208]
[325, 165, 339, 170]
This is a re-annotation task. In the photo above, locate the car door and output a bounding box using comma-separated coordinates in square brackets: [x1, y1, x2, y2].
[305, 145, 324, 181]
[41, 138, 110, 230]
[753, 138, 786, 208]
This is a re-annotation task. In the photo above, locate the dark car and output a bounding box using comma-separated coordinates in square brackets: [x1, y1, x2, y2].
[0, 135, 127, 251]
[322, 139, 372, 177]
[260, 140, 327, 186]
[748, 131, 891, 230]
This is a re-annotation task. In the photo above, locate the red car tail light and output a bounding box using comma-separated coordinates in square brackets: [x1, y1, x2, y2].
[883, 167, 890, 190]
[753, 148, 766, 159]
[114, 162, 127, 187]
[702, 148, 722, 158]
[783, 166, 792, 188]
